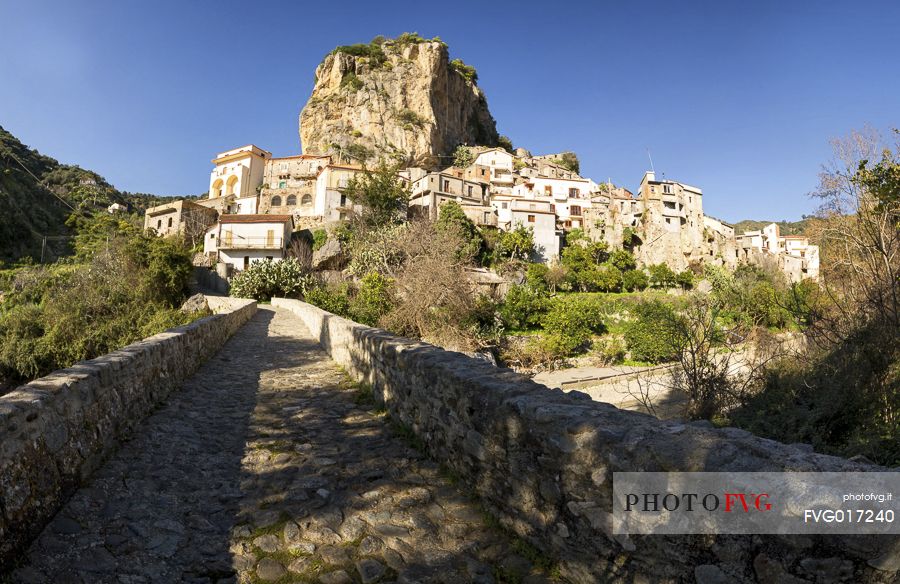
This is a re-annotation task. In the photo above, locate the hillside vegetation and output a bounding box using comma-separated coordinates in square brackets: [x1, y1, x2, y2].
[0, 126, 174, 263]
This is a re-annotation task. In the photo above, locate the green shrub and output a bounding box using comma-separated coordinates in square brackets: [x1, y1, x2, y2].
[623, 269, 649, 292]
[524, 263, 550, 292]
[593, 336, 626, 365]
[449, 58, 478, 83]
[591, 265, 623, 293]
[499, 284, 548, 330]
[349, 272, 393, 326]
[312, 229, 328, 251]
[624, 300, 679, 363]
[229, 258, 312, 302]
[538, 296, 607, 356]
[340, 72, 364, 91]
[397, 109, 427, 129]
[304, 283, 352, 317]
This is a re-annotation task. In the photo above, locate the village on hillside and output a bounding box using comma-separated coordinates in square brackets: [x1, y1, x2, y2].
[144, 142, 819, 283]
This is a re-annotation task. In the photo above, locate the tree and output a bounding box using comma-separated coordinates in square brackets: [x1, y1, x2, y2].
[623, 269, 649, 292]
[494, 225, 535, 262]
[497, 136, 514, 153]
[648, 263, 677, 289]
[452, 145, 474, 168]
[344, 161, 411, 228]
[609, 249, 636, 272]
[592, 265, 623, 293]
[553, 151, 580, 174]
[436, 201, 483, 261]
[676, 270, 695, 291]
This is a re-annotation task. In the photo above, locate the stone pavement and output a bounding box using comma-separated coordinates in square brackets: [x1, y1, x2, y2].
[12, 307, 554, 584]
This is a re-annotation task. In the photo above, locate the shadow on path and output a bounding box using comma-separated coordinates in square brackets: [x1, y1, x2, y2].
[13, 307, 553, 584]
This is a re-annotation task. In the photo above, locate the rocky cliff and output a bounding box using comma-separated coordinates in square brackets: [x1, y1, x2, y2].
[299, 35, 499, 168]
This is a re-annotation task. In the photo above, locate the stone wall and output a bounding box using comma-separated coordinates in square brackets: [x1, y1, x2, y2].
[0, 299, 257, 569]
[272, 298, 899, 583]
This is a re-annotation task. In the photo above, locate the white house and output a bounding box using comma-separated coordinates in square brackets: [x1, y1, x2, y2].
[203, 214, 294, 271]
[509, 199, 560, 262]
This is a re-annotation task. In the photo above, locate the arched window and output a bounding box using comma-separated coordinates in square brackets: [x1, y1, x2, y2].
[167, 217, 173, 228]
[226, 175, 238, 196]
[157, 219, 162, 229]
[301, 194, 312, 206]
[286, 195, 297, 206]
[271, 195, 282, 206]
[211, 179, 223, 198]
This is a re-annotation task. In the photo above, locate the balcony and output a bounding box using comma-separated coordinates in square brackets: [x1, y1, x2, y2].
[216, 236, 284, 250]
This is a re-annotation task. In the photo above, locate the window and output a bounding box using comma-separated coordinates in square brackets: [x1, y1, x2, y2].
[664, 201, 676, 209]
[210, 233, 214, 239]
[550, 204, 556, 212]
[663, 184, 672, 194]
[501, 203, 508, 209]
[529, 203, 536, 210]
[467, 185, 473, 196]
[569, 188, 579, 197]
[157, 219, 162, 229]
[301, 194, 312, 206]
[271, 195, 282, 206]
[570, 205, 582, 216]
[544, 185, 552, 195]
[442, 180, 450, 191]
[527, 214, 535, 223]
[481, 169, 486, 176]
[340, 194, 347, 207]
[665, 217, 671, 224]
[167, 217, 173, 228]
[286, 195, 297, 206]
[243, 256, 250, 269]
[279, 181, 286, 188]
[483, 212, 490, 223]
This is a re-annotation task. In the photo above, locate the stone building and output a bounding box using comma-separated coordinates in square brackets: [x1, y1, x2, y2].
[628, 171, 706, 271]
[738, 223, 820, 281]
[143, 199, 217, 242]
[408, 168, 490, 220]
[258, 154, 331, 217]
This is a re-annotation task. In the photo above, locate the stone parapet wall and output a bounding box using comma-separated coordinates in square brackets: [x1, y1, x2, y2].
[0, 299, 257, 569]
[272, 298, 899, 583]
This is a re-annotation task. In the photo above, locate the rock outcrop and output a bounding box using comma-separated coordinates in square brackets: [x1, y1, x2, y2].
[299, 36, 499, 168]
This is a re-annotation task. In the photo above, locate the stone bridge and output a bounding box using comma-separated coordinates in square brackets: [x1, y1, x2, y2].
[0, 299, 897, 584]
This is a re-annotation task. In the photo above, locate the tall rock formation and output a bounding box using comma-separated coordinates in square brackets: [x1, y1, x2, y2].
[299, 36, 499, 168]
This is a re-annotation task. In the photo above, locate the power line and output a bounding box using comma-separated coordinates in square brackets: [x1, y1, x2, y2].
[2, 150, 77, 211]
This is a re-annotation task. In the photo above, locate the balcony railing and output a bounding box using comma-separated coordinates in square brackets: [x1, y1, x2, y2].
[216, 236, 284, 250]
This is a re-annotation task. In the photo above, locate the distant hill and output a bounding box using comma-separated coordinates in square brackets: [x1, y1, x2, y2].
[0, 126, 174, 262]
[731, 218, 813, 236]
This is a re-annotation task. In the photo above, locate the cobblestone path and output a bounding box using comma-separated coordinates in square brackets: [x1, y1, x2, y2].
[13, 307, 552, 584]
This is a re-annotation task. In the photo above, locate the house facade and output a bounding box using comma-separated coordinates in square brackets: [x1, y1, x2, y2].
[143, 200, 218, 241]
[203, 214, 294, 271]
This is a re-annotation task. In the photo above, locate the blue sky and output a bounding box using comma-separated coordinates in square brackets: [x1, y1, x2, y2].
[1, 0, 896, 221]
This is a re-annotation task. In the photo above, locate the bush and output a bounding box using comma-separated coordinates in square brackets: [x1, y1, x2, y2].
[591, 265, 623, 293]
[229, 259, 313, 302]
[624, 300, 679, 363]
[0, 236, 201, 383]
[349, 272, 393, 326]
[312, 229, 328, 251]
[524, 263, 550, 292]
[304, 283, 352, 317]
[676, 270, 695, 291]
[593, 337, 626, 365]
[449, 58, 478, 83]
[539, 296, 607, 356]
[623, 269, 649, 292]
[499, 284, 548, 330]
[340, 72, 364, 91]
